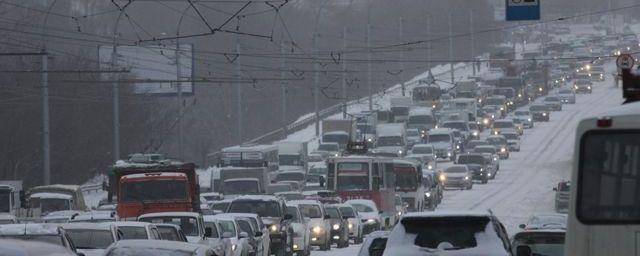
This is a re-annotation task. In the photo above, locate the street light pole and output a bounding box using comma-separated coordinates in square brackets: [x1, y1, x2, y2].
[111, 11, 126, 163]
[41, 0, 59, 185]
[175, 6, 191, 160]
[399, 17, 405, 96]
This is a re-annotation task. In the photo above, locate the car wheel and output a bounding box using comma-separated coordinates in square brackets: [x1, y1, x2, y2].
[354, 233, 363, 244]
[320, 238, 330, 251]
[482, 177, 488, 184]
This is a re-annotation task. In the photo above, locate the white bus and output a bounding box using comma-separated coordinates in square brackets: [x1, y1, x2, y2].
[392, 159, 425, 212]
[565, 101, 640, 255]
[220, 144, 279, 172]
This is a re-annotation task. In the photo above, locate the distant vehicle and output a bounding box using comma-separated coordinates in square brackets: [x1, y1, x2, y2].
[63, 222, 120, 256]
[484, 95, 508, 117]
[544, 96, 563, 111]
[392, 159, 425, 212]
[322, 119, 356, 149]
[441, 165, 473, 190]
[529, 104, 551, 122]
[201, 192, 223, 203]
[0, 239, 77, 256]
[220, 144, 280, 172]
[154, 223, 188, 242]
[274, 191, 305, 201]
[553, 181, 570, 213]
[357, 231, 389, 256]
[573, 79, 592, 94]
[230, 213, 271, 256]
[137, 212, 212, 245]
[285, 205, 310, 256]
[389, 97, 412, 122]
[519, 213, 567, 230]
[346, 199, 381, 235]
[487, 135, 510, 159]
[226, 195, 293, 256]
[406, 107, 436, 131]
[465, 140, 488, 153]
[510, 117, 526, 135]
[210, 199, 232, 214]
[412, 84, 441, 108]
[511, 229, 565, 256]
[42, 210, 83, 223]
[405, 150, 437, 172]
[491, 119, 515, 135]
[501, 130, 521, 152]
[70, 211, 116, 223]
[26, 184, 87, 217]
[322, 131, 351, 150]
[287, 200, 331, 251]
[204, 214, 251, 256]
[405, 128, 422, 147]
[220, 167, 269, 197]
[426, 128, 456, 161]
[0, 180, 22, 215]
[441, 121, 471, 142]
[373, 123, 407, 157]
[557, 88, 576, 104]
[512, 111, 533, 128]
[456, 153, 491, 184]
[274, 141, 308, 170]
[480, 153, 499, 179]
[316, 142, 341, 157]
[104, 240, 215, 256]
[334, 203, 363, 244]
[112, 221, 162, 240]
[230, 214, 261, 256]
[0, 223, 79, 253]
[273, 170, 306, 189]
[468, 122, 481, 139]
[324, 204, 350, 248]
[383, 211, 511, 256]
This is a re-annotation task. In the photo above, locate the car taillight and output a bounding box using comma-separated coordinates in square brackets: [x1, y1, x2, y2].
[597, 117, 612, 127]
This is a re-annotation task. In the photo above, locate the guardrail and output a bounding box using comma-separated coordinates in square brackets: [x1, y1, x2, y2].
[80, 184, 103, 194]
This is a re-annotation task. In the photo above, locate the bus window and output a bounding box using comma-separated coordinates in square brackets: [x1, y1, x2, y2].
[578, 131, 640, 223]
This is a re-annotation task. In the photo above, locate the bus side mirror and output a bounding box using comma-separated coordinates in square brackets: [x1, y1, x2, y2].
[19, 191, 26, 208]
[519, 224, 526, 229]
[319, 176, 326, 187]
[553, 187, 557, 191]
[516, 245, 532, 256]
[372, 177, 380, 191]
[205, 227, 213, 238]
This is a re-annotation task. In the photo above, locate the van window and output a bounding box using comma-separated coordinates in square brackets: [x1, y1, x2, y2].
[577, 131, 640, 223]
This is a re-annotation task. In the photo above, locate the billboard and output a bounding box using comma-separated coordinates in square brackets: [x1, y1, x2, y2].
[99, 44, 194, 95]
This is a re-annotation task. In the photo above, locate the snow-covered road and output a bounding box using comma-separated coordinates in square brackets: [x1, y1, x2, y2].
[310, 63, 623, 256]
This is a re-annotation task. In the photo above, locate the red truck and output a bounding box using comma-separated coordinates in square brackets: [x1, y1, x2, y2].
[106, 162, 200, 220]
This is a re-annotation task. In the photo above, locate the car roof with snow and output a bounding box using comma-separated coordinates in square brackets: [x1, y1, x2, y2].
[402, 210, 493, 218]
[232, 195, 281, 202]
[138, 212, 201, 219]
[107, 239, 210, 252]
[345, 199, 378, 208]
[428, 128, 453, 135]
[0, 224, 61, 235]
[408, 107, 433, 115]
[0, 239, 76, 255]
[112, 221, 154, 228]
[62, 222, 115, 230]
[222, 144, 277, 152]
[203, 214, 236, 222]
[286, 200, 322, 206]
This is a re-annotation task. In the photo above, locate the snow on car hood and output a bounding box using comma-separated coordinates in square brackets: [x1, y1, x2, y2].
[431, 142, 451, 150]
[372, 146, 403, 153]
[307, 218, 327, 229]
[507, 140, 519, 144]
[261, 217, 281, 226]
[186, 235, 204, 243]
[359, 211, 380, 221]
[77, 249, 104, 256]
[445, 172, 467, 178]
[383, 219, 508, 256]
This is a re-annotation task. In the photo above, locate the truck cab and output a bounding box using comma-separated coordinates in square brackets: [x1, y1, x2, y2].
[26, 184, 86, 217]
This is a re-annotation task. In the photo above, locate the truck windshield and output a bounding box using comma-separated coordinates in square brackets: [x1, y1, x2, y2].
[457, 155, 485, 164]
[357, 124, 375, 134]
[0, 190, 11, 212]
[339, 207, 356, 218]
[66, 229, 115, 249]
[428, 134, 450, 143]
[336, 162, 369, 191]
[578, 131, 640, 222]
[139, 216, 200, 237]
[279, 155, 302, 166]
[376, 136, 404, 147]
[226, 181, 261, 195]
[40, 198, 71, 213]
[323, 134, 349, 145]
[318, 144, 339, 152]
[395, 171, 418, 191]
[413, 86, 440, 101]
[443, 122, 468, 131]
[276, 172, 304, 182]
[412, 146, 432, 154]
[408, 115, 434, 125]
[228, 200, 282, 218]
[121, 180, 187, 202]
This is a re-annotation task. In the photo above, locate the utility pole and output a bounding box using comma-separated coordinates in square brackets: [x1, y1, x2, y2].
[313, 35, 320, 137]
[449, 13, 455, 85]
[280, 39, 287, 138]
[426, 13, 431, 72]
[399, 17, 405, 96]
[367, 23, 373, 111]
[342, 27, 347, 119]
[236, 43, 243, 144]
[470, 10, 476, 76]
[175, 43, 183, 160]
[41, 52, 50, 185]
[110, 44, 120, 164]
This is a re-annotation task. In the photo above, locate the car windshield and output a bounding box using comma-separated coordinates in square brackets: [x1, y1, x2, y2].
[407, 130, 420, 136]
[445, 167, 467, 173]
[0, 235, 63, 246]
[428, 134, 450, 143]
[299, 204, 323, 218]
[218, 220, 236, 236]
[228, 200, 282, 218]
[408, 115, 434, 125]
[442, 122, 468, 131]
[545, 97, 559, 102]
[237, 219, 254, 235]
[493, 122, 512, 128]
[225, 180, 261, 195]
[121, 180, 187, 202]
[352, 203, 374, 213]
[530, 105, 548, 111]
[559, 90, 572, 94]
[400, 216, 491, 250]
[515, 111, 530, 116]
[38, 198, 71, 213]
[513, 232, 565, 256]
[503, 133, 519, 140]
[66, 229, 114, 249]
[285, 207, 301, 222]
[323, 134, 349, 144]
[276, 172, 304, 182]
[118, 226, 148, 240]
[318, 144, 339, 152]
[376, 136, 404, 147]
[339, 207, 356, 218]
[211, 202, 230, 212]
[325, 207, 340, 219]
[138, 216, 200, 237]
[474, 147, 496, 154]
[157, 226, 186, 241]
[487, 137, 507, 145]
[485, 98, 505, 105]
[457, 155, 485, 164]
[412, 146, 432, 154]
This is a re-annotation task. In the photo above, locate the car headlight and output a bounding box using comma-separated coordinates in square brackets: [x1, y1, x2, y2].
[527, 118, 532, 122]
[493, 157, 498, 161]
[293, 244, 299, 250]
[425, 192, 432, 198]
[538, 87, 543, 92]
[332, 224, 340, 230]
[348, 223, 353, 229]
[472, 132, 478, 137]
[367, 138, 372, 142]
[501, 147, 506, 152]
[447, 152, 452, 157]
[588, 86, 591, 89]
[518, 93, 522, 98]
[439, 174, 446, 182]
[480, 168, 484, 172]
[456, 145, 460, 150]
[542, 113, 547, 116]
[500, 107, 504, 111]
[366, 218, 376, 223]
[488, 172, 492, 177]
[483, 118, 489, 125]
[427, 165, 433, 170]
[398, 150, 403, 154]
[464, 176, 469, 180]
[312, 226, 322, 234]
[588, 73, 592, 77]
[491, 114, 495, 119]
[232, 244, 238, 251]
[432, 104, 436, 108]
[270, 224, 279, 232]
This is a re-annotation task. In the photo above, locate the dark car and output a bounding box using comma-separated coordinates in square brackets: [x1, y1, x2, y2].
[456, 153, 490, 184]
[553, 181, 571, 213]
[325, 205, 350, 248]
[511, 230, 565, 256]
[573, 79, 592, 94]
[421, 171, 443, 210]
[357, 231, 389, 256]
[227, 196, 294, 256]
[529, 104, 550, 122]
[543, 96, 563, 111]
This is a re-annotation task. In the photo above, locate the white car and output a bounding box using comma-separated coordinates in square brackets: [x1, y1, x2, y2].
[287, 200, 332, 251]
[0, 223, 80, 253]
[557, 88, 576, 104]
[500, 130, 521, 152]
[205, 214, 251, 256]
[0, 239, 77, 256]
[112, 221, 162, 240]
[335, 203, 364, 244]
[286, 205, 311, 256]
[357, 231, 389, 256]
[69, 211, 116, 223]
[137, 212, 212, 244]
[512, 110, 534, 129]
[63, 222, 120, 256]
[231, 213, 271, 256]
[104, 240, 216, 256]
[345, 199, 381, 235]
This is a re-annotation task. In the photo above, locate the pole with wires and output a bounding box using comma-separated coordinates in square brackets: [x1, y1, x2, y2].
[280, 39, 287, 139]
[399, 17, 405, 96]
[314, 35, 320, 137]
[470, 9, 476, 76]
[342, 26, 348, 119]
[449, 13, 455, 85]
[236, 43, 243, 144]
[367, 23, 373, 111]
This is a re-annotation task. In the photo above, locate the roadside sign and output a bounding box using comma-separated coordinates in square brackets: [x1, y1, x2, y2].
[616, 54, 635, 69]
[506, 0, 540, 21]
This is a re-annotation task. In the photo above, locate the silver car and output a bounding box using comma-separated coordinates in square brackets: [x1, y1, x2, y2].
[104, 240, 216, 256]
[557, 88, 576, 104]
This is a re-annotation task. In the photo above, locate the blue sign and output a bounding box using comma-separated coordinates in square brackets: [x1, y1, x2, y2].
[506, 0, 540, 21]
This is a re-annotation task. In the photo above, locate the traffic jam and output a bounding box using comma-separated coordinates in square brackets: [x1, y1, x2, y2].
[2, 12, 640, 256]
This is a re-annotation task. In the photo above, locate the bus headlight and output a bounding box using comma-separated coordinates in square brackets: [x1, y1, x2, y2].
[501, 147, 506, 153]
[542, 113, 547, 116]
[332, 224, 340, 230]
[464, 176, 469, 180]
[425, 192, 432, 198]
[427, 165, 433, 170]
[439, 174, 446, 182]
[312, 226, 322, 234]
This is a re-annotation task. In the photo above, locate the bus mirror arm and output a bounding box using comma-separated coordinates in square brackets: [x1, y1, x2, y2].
[552, 187, 557, 191]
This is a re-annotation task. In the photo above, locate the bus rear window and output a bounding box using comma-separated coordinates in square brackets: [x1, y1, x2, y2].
[578, 131, 640, 223]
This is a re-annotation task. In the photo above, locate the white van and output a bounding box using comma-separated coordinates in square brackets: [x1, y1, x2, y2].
[565, 101, 640, 255]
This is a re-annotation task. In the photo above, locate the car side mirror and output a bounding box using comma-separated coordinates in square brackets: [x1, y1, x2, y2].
[378, 210, 383, 214]
[324, 214, 331, 220]
[516, 245, 533, 256]
[283, 214, 293, 221]
[239, 232, 249, 239]
[255, 231, 263, 237]
[204, 227, 213, 238]
[518, 224, 526, 229]
[222, 232, 233, 239]
[552, 187, 557, 191]
[342, 215, 350, 220]
[77, 253, 86, 256]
